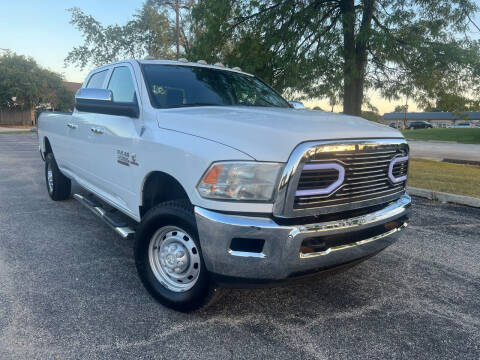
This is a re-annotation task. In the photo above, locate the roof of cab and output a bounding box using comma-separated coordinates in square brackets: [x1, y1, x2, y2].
[136, 59, 253, 76]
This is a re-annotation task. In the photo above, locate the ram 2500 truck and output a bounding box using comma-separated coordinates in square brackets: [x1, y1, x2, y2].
[38, 59, 411, 312]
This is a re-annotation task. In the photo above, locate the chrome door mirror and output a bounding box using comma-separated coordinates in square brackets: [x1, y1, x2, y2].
[289, 101, 305, 110]
[75, 88, 139, 118]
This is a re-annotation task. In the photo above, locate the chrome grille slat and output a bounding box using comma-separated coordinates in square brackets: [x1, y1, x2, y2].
[346, 163, 391, 170]
[349, 170, 386, 177]
[342, 182, 391, 192]
[346, 173, 386, 181]
[333, 150, 398, 156]
[336, 185, 390, 195]
[295, 188, 405, 207]
[344, 159, 392, 165]
[346, 178, 387, 186]
[296, 183, 405, 202]
[338, 154, 395, 161]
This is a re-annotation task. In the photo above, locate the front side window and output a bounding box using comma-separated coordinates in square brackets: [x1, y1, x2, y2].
[108, 66, 136, 103]
[141, 64, 289, 109]
[86, 70, 108, 88]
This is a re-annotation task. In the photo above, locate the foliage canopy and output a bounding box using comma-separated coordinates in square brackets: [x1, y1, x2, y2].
[65, 0, 480, 116]
[0, 52, 73, 111]
[190, 0, 480, 115]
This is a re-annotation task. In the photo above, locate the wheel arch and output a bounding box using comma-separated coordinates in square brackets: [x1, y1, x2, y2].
[43, 137, 53, 156]
[140, 171, 191, 218]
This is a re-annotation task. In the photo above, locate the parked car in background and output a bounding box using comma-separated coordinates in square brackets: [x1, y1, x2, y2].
[448, 122, 477, 128]
[37, 59, 411, 312]
[389, 122, 397, 129]
[407, 121, 433, 130]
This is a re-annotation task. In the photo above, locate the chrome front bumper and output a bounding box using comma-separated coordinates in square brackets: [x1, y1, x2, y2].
[195, 194, 411, 281]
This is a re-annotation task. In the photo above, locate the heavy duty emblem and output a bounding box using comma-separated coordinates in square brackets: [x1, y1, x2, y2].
[130, 153, 139, 166]
[117, 150, 139, 166]
[117, 150, 130, 166]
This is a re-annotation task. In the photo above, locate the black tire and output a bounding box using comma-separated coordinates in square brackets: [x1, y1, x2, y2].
[45, 153, 71, 201]
[134, 200, 220, 312]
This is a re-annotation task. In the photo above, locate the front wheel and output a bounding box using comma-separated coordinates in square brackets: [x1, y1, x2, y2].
[134, 200, 220, 312]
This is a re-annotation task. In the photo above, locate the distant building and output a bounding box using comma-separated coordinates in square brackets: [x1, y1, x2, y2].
[380, 111, 480, 128]
[63, 81, 82, 94]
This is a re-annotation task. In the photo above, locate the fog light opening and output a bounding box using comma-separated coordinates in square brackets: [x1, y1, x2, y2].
[230, 238, 265, 253]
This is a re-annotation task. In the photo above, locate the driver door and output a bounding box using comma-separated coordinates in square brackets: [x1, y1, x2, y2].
[87, 64, 141, 214]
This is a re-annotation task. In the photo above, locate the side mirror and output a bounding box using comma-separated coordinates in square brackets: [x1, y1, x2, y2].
[75, 88, 139, 118]
[289, 101, 305, 110]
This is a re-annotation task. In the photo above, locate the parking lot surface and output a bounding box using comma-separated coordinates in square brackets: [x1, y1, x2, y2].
[409, 140, 480, 161]
[1, 134, 479, 360]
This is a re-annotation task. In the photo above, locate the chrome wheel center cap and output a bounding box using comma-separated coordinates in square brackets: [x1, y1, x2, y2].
[161, 243, 189, 273]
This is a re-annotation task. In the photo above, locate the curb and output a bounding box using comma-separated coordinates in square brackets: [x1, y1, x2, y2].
[442, 158, 480, 167]
[406, 139, 458, 144]
[407, 187, 480, 208]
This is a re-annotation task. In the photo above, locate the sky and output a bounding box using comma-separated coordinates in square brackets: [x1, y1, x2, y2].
[1, 0, 479, 114]
[0, 0, 144, 82]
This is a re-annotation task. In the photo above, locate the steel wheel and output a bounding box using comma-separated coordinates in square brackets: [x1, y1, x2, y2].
[148, 226, 201, 292]
[47, 162, 54, 193]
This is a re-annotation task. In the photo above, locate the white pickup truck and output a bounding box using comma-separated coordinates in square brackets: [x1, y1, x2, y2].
[38, 59, 411, 312]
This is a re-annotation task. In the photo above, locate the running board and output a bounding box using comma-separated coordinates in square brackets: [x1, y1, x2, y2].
[73, 193, 135, 240]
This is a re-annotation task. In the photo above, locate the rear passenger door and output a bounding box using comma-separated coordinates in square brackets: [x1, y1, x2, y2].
[87, 64, 141, 215]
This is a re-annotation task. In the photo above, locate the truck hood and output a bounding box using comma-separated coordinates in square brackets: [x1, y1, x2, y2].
[156, 106, 404, 162]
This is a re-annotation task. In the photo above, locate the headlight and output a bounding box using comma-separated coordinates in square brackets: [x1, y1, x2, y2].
[197, 162, 283, 201]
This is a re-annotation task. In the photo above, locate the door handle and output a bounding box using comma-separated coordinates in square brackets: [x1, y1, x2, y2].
[90, 127, 104, 134]
[67, 123, 77, 129]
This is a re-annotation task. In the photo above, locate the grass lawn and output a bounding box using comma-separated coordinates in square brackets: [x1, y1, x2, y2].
[408, 159, 480, 198]
[401, 128, 480, 144]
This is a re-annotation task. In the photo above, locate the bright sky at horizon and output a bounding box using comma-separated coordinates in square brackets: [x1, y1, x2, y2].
[1, 1, 479, 114]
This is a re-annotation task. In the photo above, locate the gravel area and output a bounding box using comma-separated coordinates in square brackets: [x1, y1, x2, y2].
[0, 134, 479, 360]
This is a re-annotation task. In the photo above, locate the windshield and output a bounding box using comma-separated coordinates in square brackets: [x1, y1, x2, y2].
[141, 64, 290, 109]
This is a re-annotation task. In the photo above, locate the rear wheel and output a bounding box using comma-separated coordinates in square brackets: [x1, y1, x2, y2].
[45, 153, 71, 201]
[134, 200, 220, 312]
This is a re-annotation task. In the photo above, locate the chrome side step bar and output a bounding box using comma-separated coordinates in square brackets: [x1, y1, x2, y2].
[73, 193, 136, 240]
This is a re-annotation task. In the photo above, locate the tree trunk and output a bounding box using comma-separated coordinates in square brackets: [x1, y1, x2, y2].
[340, 0, 375, 116]
[340, 0, 357, 115]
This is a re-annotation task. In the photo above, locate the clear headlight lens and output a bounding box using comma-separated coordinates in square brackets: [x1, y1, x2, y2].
[197, 162, 283, 201]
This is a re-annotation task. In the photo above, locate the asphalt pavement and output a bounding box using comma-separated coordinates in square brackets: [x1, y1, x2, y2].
[408, 140, 480, 162]
[0, 134, 479, 360]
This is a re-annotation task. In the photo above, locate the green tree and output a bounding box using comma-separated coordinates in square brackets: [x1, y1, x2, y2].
[361, 110, 380, 122]
[65, 1, 197, 69]
[190, 0, 480, 116]
[0, 52, 74, 111]
[423, 93, 470, 113]
[394, 105, 408, 113]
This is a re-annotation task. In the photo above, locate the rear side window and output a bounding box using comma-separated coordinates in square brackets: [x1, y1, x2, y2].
[108, 66, 136, 103]
[86, 70, 108, 88]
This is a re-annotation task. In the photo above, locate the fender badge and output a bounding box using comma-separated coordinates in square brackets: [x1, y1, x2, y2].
[117, 150, 139, 166]
[130, 153, 139, 166]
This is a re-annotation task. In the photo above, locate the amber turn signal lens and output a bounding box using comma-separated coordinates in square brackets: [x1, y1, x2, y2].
[202, 164, 224, 184]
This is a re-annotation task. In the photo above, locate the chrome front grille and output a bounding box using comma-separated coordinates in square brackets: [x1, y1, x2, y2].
[295, 146, 408, 209]
[272, 139, 409, 218]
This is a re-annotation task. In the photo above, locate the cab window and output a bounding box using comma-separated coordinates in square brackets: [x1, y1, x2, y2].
[86, 70, 108, 88]
[108, 66, 136, 103]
